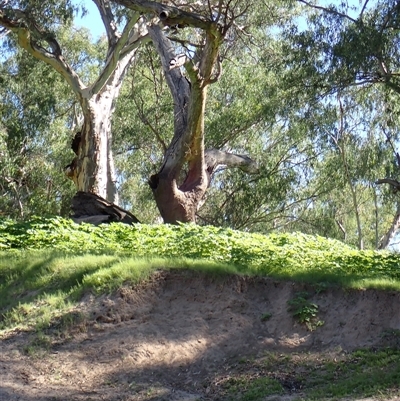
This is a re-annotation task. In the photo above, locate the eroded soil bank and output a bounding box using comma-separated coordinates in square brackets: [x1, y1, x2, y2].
[1, 271, 400, 401]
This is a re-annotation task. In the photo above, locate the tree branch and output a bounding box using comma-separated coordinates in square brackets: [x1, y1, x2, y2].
[0, 25, 8, 38]
[147, 24, 190, 109]
[297, 0, 357, 23]
[359, 0, 369, 21]
[131, 88, 167, 152]
[0, 11, 85, 95]
[204, 149, 259, 174]
[379, 204, 400, 249]
[112, 0, 213, 31]
[376, 178, 400, 190]
[92, 0, 119, 48]
[146, 23, 196, 183]
[90, 11, 144, 95]
[207, 55, 222, 84]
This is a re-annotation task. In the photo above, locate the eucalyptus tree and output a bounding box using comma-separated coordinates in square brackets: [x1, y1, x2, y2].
[289, 0, 399, 92]
[0, 0, 149, 204]
[110, 0, 295, 223]
[113, 33, 313, 227]
[302, 91, 396, 249]
[0, 0, 299, 224]
[198, 51, 322, 230]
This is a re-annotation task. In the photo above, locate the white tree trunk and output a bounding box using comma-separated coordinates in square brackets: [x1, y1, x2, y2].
[379, 205, 400, 250]
[71, 56, 137, 205]
[75, 96, 118, 204]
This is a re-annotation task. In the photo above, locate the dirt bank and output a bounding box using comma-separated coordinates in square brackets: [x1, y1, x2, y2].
[1, 270, 400, 401]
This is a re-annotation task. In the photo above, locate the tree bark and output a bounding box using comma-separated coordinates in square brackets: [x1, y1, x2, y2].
[71, 191, 140, 225]
[69, 84, 124, 204]
[379, 204, 400, 250]
[64, 8, 149, 204]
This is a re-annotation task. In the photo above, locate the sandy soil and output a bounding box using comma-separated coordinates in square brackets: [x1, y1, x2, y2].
[1, 270, 400, 401]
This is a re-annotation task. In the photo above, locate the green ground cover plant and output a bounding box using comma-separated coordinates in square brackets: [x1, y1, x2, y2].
[287, 291, 324, 331]
[1, 216, 400, 286]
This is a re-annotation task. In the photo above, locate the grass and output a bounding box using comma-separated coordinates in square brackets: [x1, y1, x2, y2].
[0, 250, 238, 333]
[223, 376, 285, 400]
[1, 217, 400, 334]
[213, 349, 400, 400]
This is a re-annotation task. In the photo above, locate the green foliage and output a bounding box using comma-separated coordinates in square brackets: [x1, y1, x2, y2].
[1, 216, 400, 336]
[1, 217, 400, 287]
[0, 28, 98, 219]
[275, 0, 400, 250]
[287, 291, 324, 331]
[1, 0, 399, 251]
[304, 348, 400, 399]
[260, 312, 272, 322]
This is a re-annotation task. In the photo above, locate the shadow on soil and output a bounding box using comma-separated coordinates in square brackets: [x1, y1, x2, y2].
[2, 270, 400, 401]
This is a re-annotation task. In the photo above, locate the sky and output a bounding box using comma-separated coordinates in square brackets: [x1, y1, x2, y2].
[0, 0, 376, 44]
[75, 0, 373, 40]
[74, 0, 106, 40]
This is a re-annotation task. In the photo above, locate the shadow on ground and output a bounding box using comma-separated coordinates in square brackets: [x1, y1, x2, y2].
[2, 270, 400, 400]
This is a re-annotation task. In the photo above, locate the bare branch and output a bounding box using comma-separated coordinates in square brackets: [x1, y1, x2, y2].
[90, 12, 144, 95]
[359, 0, 369, 21]
[378, 205, 400, 249]
[147, 24, 190, 105]
[335, 219, 346, 239]
[92, 0, 119, 48]
[0, 11, 85, 95]
[207, 55, 222, 84]
[382, 128, 400, 169]
[0, 25, 8, 38]
[113, 0, 213, 31]
[207, 0, 213, 21]
[215, 0, 224, 23]
[376, 178, 400, 190]
[166, 35, 203, 48]
[146, 23, 190, 177]
[297, 0, 357, 23]
[204, 149, 259, 174]
[21, 31, 85, 94]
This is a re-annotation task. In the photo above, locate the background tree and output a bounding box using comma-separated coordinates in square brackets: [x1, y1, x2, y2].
[0, 38, 76, 218]
[276, 0, 400, 248]
[2, 0, 400, 250]
[0, 24, 122, 218]
[113, 27, 313, 227]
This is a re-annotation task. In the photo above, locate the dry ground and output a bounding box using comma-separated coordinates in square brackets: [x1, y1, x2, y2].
[1, 270, 400, 401]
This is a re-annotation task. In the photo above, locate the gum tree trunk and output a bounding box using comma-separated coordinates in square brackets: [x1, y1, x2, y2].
[147, 24, 258, 223]
[379, 205, 400, 250]
[70, 91, 121, 204]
